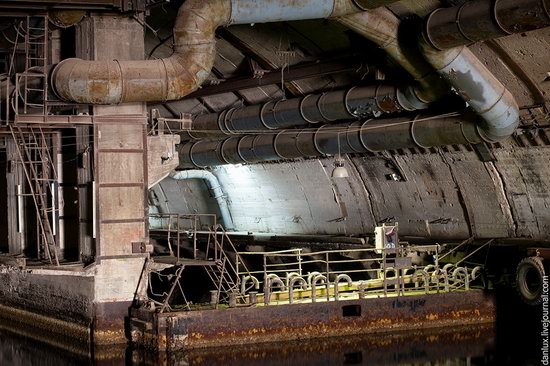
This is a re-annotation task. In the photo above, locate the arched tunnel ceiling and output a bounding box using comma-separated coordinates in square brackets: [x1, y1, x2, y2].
[148, 1, 550, 241]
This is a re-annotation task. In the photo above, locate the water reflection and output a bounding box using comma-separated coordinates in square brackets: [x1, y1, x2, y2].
[0, 324, 505, 366]
[0, 290, 543, 365]
[134, 325, 494, 366]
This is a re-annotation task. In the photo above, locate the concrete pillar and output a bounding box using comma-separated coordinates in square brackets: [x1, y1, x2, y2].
[76, 15, 149, 346]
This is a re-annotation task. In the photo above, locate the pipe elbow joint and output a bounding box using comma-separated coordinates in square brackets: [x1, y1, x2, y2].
[419, 33, 519, 142]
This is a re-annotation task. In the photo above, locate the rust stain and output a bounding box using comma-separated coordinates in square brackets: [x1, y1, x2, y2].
[132, 291, 496, 351]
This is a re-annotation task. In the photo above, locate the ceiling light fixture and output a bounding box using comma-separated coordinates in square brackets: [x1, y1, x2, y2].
[331, 132, 349, 179]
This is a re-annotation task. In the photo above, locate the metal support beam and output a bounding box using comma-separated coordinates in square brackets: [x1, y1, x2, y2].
[181, 58, 367, 100]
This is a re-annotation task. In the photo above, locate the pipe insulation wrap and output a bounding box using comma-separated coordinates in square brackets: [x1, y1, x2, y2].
[178, 113, 489, 168]
[170, 170, 234, 230]
[183, 84, 429, 140]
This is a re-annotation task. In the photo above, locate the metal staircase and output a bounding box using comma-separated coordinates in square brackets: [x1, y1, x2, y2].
[9, 126, 59, 265]
[146, 215, 251, 311]
[203, 227, 244, 304]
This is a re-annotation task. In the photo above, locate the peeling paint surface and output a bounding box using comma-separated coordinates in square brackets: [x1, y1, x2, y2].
[131, 290, 495, 351]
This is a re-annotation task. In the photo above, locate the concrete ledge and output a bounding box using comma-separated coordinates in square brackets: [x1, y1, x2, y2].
[131, 290, 495, 351]
[0, 267, 94, 325]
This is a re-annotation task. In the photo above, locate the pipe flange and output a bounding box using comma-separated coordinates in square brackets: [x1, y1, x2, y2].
[273, 130, 294, 159]
[219, 138, 233, 165]
[344, 86, 358, 116]
[455, 3, 478, 44]
[295, 129, 319, 157]
[374, 84, 402, 114]
[313, 124, 332, 156]
[409, 114, 429, 148]
[250, 135, 264, 162]
[346, 121, 366, 153]
[271, 99, 286, 128]
[299, 94, 322, 124]
[216, 109, 229, 134]
[189, 142, 208, 168]
[493, 0, 516, 35]
[358, 119, 377, 153]
[237, 135, 256, 163]
[220, 137, 244, 165]
[317, 93, 338, 122]
[259, 101, 278, 129]
[222, 108, 239, 134]
[423, 8, 447, 51]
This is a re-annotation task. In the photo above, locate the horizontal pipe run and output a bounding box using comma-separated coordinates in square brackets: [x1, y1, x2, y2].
[51, 0, 400, 104]
[184, 85, 428, 140]
[178, 112, 488, 168]
[424, 0, 550, 50]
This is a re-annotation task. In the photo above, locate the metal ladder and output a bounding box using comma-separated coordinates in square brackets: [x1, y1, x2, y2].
[204, 227, 248, 304]
[15, 15, 49, 116]
[9, 126, 59, 265]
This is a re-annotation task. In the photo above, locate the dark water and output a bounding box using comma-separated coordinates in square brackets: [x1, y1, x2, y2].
[0, 290, 543, 365]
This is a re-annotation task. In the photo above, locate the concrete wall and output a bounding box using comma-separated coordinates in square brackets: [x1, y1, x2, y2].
[0, 267, 94, 325]
[159, 143, 550, 240]
[151, 21, 550, 241]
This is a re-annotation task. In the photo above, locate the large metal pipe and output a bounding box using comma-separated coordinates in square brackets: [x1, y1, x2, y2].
[178, 112, 489, 168]
[185, 84, 428, 140]
[170, 170, 234, 230]
[418, 0, 550, 141]
[419, 42, 519, 141]
[336, 8, 449, 104]
[423, 0, 550, 50]
[51, 0, 399, 104]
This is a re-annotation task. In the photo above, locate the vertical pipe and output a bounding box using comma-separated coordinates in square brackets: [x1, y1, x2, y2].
[17, 184, 23, 234]
[92, 181, 96, 239]
[51, 182, 56, 237]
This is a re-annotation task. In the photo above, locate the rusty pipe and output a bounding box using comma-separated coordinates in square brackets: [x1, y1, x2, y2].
[288, 276, 308, 304]
[184, 85, 426, 140]
[51, 0, 399, 104]
[424, 0, 550, 50]
[241, 275, 260, 295]
[178, 112, 489, 168]
[307, 271, 323, 287]
[451, 267, 470, 290]
[264, 277, 286, 305]
[333, 274, 352, 301]
[49, 10, 85, 28]
[311, 274, 327, 303]
[337, 8, 449, 104]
